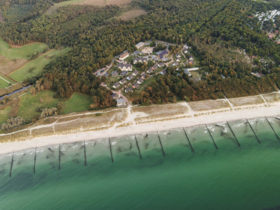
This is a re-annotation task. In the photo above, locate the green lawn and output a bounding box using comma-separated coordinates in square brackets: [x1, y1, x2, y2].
[0, 106, 11, 125]
[61, 92, 92, 114]
[0, 75, 14, 89]
[0, 38, 48, 60]
[135, 76, 155, 94]
[18, 91, 59, 119]
[9, 48, 70, 82]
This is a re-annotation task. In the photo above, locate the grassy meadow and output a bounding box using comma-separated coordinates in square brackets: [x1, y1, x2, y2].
[0, 38, 48, 60]
[9, 48, 70, 82]
[0, 106, 11, 124]
[61, 92, 92, 114]
[0, 75, 14, 89]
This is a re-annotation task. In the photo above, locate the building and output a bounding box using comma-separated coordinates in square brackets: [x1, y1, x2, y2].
[117, 98, 126, 107]
[172, 62, 179, 66]
[135, 42, 145, 49]
[111, 93, 118, 99]
[116, 59, 124, 64]
[117, 64, 132, 71]
[119, 52, 130, 61]
[140, 72, 146, 79]
[158, 49, 169, 60]
[221, 74, 226, 79]
[119, 78, 127, 85]
[176, 53, 181, 58]
[146, 68, 153, 74]
[133, 51, 143, 55]
[158, 63, 165, 68]
[112, 82, 120, 89]
[151, 64, 158, 70]
[99, 82, 107, 87]
[183, 48, 188, 54]
[176, 58, 181, 62]
[127, 74, 134, 81]
[103, 73, 109, 78]
[142, 47, 153, 55]
[183, 68, 192, 77]
[133, 58, 148, 64]
[185, 67, 199, 71]
[160, 70, 167, 75]
[125, 88, 133, 93]
[120, 71, 128, 77]
[137, 78, 144, 84]
[111, 71, 118, 77]
[132, 83, 140, 89]
[132, 70, 138, 76]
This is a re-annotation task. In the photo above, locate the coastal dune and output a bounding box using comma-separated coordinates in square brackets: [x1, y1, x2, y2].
[0, 91, 280, 155]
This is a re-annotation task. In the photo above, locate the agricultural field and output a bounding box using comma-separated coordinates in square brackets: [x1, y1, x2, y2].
[9, 48, 70, 82]
[61, 92, 92, 114]
[17, 91, 59, 120]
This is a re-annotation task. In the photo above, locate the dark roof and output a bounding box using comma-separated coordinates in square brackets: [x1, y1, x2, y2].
[158, 49, 169, 59]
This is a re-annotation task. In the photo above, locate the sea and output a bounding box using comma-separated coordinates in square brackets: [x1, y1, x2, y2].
[1, 117, 280, 210]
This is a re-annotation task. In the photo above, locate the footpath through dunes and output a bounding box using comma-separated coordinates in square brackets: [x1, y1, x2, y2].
[1, 91, 280, 154]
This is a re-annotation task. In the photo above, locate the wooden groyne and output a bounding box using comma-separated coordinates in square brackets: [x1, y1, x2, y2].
[9, 152, 14, 177]
[157, 132, 165, 156]
[265, 117, 280, 141]
[182, 127, 194, 153]
[109, 138, 114, 163]
[246, 119, 260, 144]
[205, 125, 218, 150]
[33, 147, 37, 174]
[226, 122, 240, 147]
[134, 135, 142, 159]
[84, 141, 87, 166]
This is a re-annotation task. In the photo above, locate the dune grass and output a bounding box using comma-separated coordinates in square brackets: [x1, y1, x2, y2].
[61, 92, 92, 114]
[0, 38, 48, 60]
[17, 91, 59, 119]
[9, 48, 70, 82]
[0, 106, 11, 125]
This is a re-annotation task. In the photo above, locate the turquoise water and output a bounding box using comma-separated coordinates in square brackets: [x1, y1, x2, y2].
[1, 117, 280, 209]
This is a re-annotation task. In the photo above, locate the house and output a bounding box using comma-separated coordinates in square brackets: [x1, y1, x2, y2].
[111, 93, 118, 99]
[176, 58, 181, 62]
[117, 98, 126, 107]
[133, 58, 148, 64]
[117, 64, 132, 71]
[221, 74, 226, 79]
[189, 56, 194, 61]
[158, 49, 169, 60]
[141, 72, 146, 79]
[119, 78, 127, 85]
[132, 83, 140, 89]
[151, 64, 158, 70]
[133, 51, 143, 55]
[116, 59, 124, 64]
[135, 42, 145, 49]
[172, 62, 179, 66]
[162, 57, 169, 62]
[119, 52, 130, 61]
[99, 82, 107, 87]
[176, 53, 181, 58]
[103, 73, 109, 78]
[127, 74, 134, 80]
[251, 72, 263, 78]
[183, 49, 188, 54]
[120, 71, 128, 77]
[160, 70, 167, 75]
[142, 47, 153, 54]
[125, 88, 133, 93]
[137, 78, 144, 84]
[111, 71, 118, 77]
[158, 63, 165, 68]
[185, 67, 199, 71]
[146, 68, 153, 74]
[183, 69, 192, 77]
[132, 70, 138, 76]
[112, 82, 120, 89]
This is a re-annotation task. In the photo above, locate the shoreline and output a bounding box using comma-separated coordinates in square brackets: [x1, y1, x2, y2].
[0, 102, 280, 156]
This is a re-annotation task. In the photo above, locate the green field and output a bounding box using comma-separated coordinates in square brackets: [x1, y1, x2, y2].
[0, 38, 48, 60]
[17, 91, 59, 119]
[61, 92, 92, 114]
[0, 106, 11, 124]
[135, 76, 155, 94]
[9, 48, 70, 82]
[0, 75, 14, 89]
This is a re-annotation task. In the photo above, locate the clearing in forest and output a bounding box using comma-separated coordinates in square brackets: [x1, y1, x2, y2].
[0, 38, 48, 60]
[9, 48, 70, 82]
[118, 9, 147, 21]
[56, 0, 131, 7]
[60, 92, 92, 114]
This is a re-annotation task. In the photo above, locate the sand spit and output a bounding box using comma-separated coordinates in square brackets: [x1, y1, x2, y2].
[1, 92, 280, 155]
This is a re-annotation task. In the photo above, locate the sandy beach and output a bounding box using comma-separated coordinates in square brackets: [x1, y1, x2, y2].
[0, 94, 280, 155]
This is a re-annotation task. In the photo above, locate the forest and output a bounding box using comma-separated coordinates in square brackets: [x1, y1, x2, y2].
[1, 0, 280, 107]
